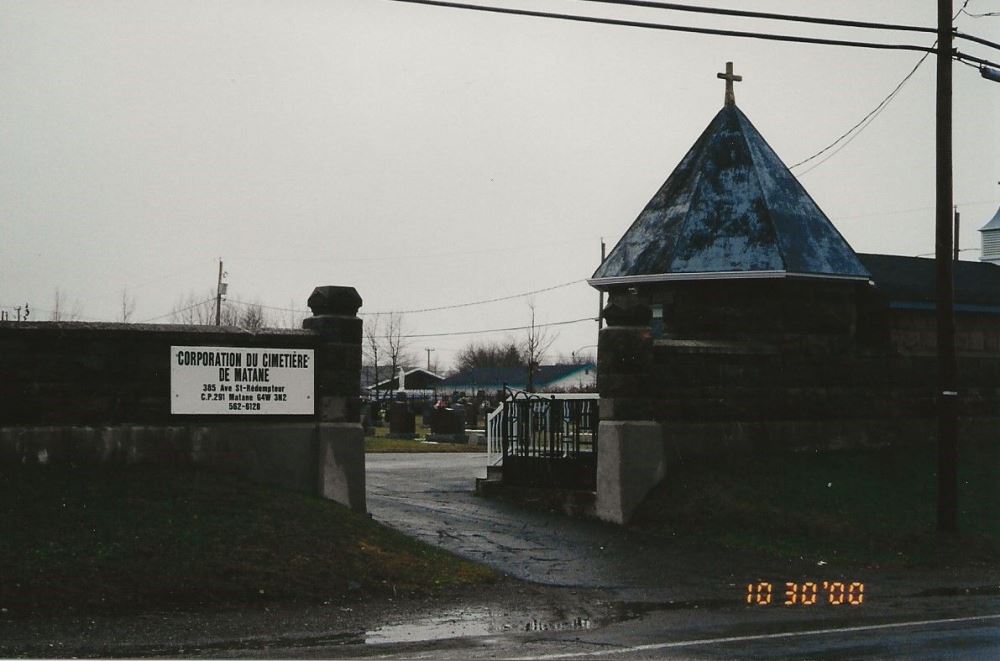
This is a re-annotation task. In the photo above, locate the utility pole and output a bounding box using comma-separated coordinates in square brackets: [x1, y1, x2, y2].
[953, 207, 960, 261]
[215, 260, 224, 326]
[424, 347, 435, 371]
[597, 238, 606, 329]
[372, 344, 379, 405]
[935, 0, 958, 534]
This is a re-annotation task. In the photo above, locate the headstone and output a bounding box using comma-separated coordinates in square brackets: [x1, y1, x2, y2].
[388, 401, 416, 436]
[430, 408, 464, 436]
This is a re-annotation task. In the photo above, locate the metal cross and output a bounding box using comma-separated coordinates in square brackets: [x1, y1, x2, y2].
[717, 61, 742, 106]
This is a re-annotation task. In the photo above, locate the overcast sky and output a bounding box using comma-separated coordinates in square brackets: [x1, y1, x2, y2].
[2, 0, 998, 370]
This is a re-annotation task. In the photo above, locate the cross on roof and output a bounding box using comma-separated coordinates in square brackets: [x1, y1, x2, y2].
[717, 61, 742, 106]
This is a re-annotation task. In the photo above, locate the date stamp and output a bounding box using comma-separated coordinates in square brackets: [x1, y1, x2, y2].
[745, 581, 865, 606]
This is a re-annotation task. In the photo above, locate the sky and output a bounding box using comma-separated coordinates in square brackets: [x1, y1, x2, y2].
[2, 0, 998, 371]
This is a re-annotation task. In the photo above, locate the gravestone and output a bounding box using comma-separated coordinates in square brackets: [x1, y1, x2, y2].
[388, 401, 416, 437]
[429, 407, 465, 439]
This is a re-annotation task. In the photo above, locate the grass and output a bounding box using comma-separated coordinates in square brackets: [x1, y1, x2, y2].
[364, 420, 485, 453]
[629, 442, 1000, 568]
[0, 465, 495, 618]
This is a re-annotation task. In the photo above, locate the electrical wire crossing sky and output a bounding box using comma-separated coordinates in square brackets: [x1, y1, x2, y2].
[1, 0, 997, 369]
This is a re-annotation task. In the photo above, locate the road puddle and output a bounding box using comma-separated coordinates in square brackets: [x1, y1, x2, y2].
[365, 606, 593, 644]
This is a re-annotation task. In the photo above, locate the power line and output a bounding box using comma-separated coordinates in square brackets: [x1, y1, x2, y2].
[226, 279, 587, 317]
[831, 198, 999, 221]
[140, 297, 214, 323]
[791, 50, 931, 174]
[574, 0, 938, 35]
[955, 49, 1000, 68]
[953, 31, 1000, 52]
[961, 8, 1000, 18]
[577, 0, 1000, 52]
[364, 279, 586, 315]
[387, 0, 938, 54]
[432, 0, 995, 179]
[396, 316, 595, 339]
[790, 0, 998, 174]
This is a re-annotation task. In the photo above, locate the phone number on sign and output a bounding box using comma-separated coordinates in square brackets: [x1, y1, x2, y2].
[227, 402, 262, 412]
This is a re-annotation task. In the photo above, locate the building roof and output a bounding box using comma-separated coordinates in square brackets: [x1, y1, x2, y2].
[979, 204, 1000, 232]
[439, 363, 594, 390]
[590, 104, 870, 287]
[368, 367, 444, 391]
[859, 253, 1000, 313]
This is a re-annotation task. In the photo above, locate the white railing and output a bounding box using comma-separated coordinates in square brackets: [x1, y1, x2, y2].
[486, 393, 598, 466]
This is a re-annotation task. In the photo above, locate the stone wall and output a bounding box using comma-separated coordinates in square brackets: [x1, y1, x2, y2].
[0, 286, 366, 512]
[593, 280, 1000, 523]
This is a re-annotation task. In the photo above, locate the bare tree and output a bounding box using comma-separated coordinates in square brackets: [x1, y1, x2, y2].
[49, 288, 83, 321]
[237, 301, 267, 330]
[169, 292, 269, 328]
[522, 300, 557, 392]
[119, 288, 136, 323]
[364, 314, 383, 401]
[170, 291, 213, 324]
[281, 298, 306, 329]
[384, 312, 416, 390]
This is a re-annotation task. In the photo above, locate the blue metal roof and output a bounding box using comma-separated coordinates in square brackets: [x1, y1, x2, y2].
[590, 105, 870, 286]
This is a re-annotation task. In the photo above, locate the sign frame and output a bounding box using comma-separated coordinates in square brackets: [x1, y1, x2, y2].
[170, 345, 315, 415]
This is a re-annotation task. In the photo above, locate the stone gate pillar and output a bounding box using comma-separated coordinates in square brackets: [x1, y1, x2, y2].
[303, 286, 366, 512]
[595, 302, 665, 524]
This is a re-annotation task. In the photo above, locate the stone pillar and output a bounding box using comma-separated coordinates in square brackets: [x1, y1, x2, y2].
[594, 301, 665, 524]
[303, 286, 366, 512]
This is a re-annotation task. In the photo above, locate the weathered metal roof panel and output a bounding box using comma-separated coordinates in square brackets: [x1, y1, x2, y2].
[593, 105, 869, 283]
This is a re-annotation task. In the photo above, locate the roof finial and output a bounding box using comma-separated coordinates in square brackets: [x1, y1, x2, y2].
[717, 61, 742, 106]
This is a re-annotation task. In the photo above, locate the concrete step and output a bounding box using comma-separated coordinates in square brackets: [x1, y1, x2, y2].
[475, 477, 596, 518]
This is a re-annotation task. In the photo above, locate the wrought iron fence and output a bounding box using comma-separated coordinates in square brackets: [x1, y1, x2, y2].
[497, 389, 598, 490]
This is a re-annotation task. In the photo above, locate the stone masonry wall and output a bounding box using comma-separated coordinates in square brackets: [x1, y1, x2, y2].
[0, 286, 366, 511]
[598, 295, 1000, 455]
[0, 323, 321, 425]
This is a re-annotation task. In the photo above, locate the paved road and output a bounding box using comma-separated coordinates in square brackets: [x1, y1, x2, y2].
[363, 453, 1000, 659]
[371, 606, 1000, 660]
[366, 453, 814, 602]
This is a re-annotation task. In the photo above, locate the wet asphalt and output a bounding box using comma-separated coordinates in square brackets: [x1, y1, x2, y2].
[366, 453, 937, 602]
[359, 453, 1000, 659]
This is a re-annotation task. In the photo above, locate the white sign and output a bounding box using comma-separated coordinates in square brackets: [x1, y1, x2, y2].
[170, 346, 314, 415]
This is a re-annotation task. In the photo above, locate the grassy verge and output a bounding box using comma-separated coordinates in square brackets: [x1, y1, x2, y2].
[630, 443, 1000, 568]
[0, 465, 495, 618]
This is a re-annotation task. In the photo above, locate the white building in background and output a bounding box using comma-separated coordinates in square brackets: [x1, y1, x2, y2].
[979, 204, 1000, 264]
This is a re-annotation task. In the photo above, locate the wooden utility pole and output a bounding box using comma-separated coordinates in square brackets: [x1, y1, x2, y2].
[215, 260, 224, 326]
[935, 0, 958, 533]
[597, 238, 606, 329]
[953, 208, 960, 261]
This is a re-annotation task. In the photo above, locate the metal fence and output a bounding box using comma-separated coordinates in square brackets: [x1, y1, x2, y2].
[487, 390, 599, 490]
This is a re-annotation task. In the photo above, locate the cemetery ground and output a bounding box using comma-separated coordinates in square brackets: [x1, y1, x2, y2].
[364, 419, 485, 453]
